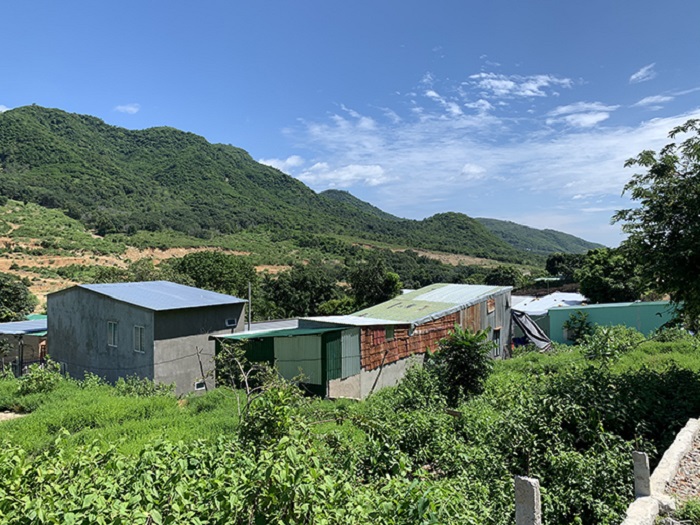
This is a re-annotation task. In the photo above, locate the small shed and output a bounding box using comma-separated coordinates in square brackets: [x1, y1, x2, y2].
[548, 300, 675, 344]
[48, 281, 246, 394]
[512, 292, 587, 338]
[0, 315, 48, 375]
[219, 283, 511, 399]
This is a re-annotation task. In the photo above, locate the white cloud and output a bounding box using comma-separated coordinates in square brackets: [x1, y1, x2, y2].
[630, 63, 656, 84]
[633, 95, 674, 108]
[258, 155, 304, 173]
[547, 102, 619, 128]
[114, 103, 140, 114]
[278, 70, 700, 245]
[468, 72, 573, 98]
[297, 163, 390, 187]
[0, 105, 10, 113]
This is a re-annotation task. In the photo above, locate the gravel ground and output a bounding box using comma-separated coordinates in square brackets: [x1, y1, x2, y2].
[667, 432, 700, 502]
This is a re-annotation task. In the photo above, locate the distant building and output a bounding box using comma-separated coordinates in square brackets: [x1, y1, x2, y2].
[48, 281, 246, 394]
[0, 315, 47, 375]
[216, 283, 511, 399]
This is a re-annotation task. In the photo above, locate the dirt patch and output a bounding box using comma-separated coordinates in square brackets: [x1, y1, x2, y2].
[255, 265, 290, 274]
[0, 412, 25, 422]
[397, 249, 498, 267]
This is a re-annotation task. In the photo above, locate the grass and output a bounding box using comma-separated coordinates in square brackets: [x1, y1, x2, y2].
[0, 378, 243, 456]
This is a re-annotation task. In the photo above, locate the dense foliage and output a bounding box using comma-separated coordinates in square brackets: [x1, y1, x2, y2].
[614, 119, 700, 327]
[575, 247, 644, 303]
[476, 218, 603, 255]
[0, 272, 38, 322]
[2, 332, 700, 524]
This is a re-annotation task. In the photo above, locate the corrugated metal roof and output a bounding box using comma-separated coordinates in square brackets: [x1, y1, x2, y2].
[302, 315, 405, 327]
[216, 326, 342, 340]
[247, 319, 300, 333]
[0, 319, 48, 335]
[353, 283, 511, 326]
[512, 292, 587, 316]
[79, 281, 246, 312]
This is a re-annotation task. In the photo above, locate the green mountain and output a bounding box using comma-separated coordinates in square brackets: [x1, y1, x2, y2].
[0, 105, 587, 264]
[476, 218, 605, 255]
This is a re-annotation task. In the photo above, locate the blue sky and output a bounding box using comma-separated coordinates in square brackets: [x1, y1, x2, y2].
[2, 1, 699, 246]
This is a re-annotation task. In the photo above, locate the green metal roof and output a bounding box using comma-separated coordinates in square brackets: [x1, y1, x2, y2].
[353, 283, 510, 325]
[215, 326, 343, 340]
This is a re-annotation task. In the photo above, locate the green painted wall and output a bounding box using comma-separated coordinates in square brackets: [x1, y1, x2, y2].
[548, 301, 675, 344]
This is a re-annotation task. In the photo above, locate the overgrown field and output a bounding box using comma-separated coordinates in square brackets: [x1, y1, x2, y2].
[2, 328, 700, 524]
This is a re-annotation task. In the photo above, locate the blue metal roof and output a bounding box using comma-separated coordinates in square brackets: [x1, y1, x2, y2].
[80, 281, 246, 312]
[0, 319, 48, 335]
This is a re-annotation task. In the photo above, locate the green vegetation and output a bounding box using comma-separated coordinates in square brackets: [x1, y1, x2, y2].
[476, 218, 604, 255]
[2, 330, 700, 523]
[575, 247, 645, 303]
[0, 106, 596, 265]
[614, 118, 700, 327]
[0, 272, 38, 321]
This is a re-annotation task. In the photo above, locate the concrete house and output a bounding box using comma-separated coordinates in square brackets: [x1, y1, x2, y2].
[48, 281, 246, 394]
[217, 283, 511, 399]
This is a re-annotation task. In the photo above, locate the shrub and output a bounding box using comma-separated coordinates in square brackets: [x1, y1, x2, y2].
[426, 325, 494, 407]
[584, 325, 646, 361]
[17, 359, 62, 395]
[113, 375, 174, 397]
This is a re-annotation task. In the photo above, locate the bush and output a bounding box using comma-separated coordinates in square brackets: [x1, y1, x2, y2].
[17, 359, 62, 395]
[584, 325, 646, 361]
[426, 325, 494, 407]
[113, 375, 174, 397]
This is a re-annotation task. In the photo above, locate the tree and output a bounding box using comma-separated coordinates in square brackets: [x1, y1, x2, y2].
[613, 119, 700, 325]
[0, 273, 38, 322]
[484, 265, 522, 287]
[348, 256, 401, 309]
[575, 248, 643, 303]
[261, 262, 343, 318]
[169, 251, 257, 298]
[545, 252, 586, 282]
[425, 326, 494, 407]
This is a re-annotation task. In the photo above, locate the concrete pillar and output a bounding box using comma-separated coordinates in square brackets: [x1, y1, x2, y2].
[633, 451, 651, 498]
[515, 476, 542, 525]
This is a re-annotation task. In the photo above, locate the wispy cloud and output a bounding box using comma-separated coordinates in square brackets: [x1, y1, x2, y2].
[468, 72, 573, 99]
[276, 70, 700, 245]
[546, 101, 619, 128]
[297, 163, 390, 187]
[630, 63, 656, 84]
[0, 105, 10, 113]
[258, 155, 304, 173]
[114, 103, 141, 114]
[633, 94, 674, 108]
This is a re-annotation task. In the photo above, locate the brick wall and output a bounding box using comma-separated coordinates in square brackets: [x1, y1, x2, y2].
[360, 312, 460, 371]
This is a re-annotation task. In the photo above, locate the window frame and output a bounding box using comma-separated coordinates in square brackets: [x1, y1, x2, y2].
[107, 321, 118, 348]
[194, 380, 207, 391]
[133, 325, 145, 353]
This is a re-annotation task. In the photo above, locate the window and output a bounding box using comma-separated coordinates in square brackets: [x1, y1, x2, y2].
[385, 325, 395, 341]
[487, 298, 496, 314]
[194, 380, 207, 391]
[107, 321, 118, 347]
[492, 328, 501, 357]
[133, 325, 145, 353]
[225, 317, 238, 328]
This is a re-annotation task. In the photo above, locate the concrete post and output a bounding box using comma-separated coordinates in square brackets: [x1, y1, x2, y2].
[515, 476, 542, 525]
[633, 451, 651, 498]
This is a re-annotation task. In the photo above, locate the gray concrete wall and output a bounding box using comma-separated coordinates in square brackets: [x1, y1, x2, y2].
[153, 305, 245, 395]
[329, 352, 424, 400]
[48, 287, 154, 383]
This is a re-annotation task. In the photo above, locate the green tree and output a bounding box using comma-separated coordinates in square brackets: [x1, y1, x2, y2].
[0, 273, 38, 322]
[546, 252, 586, 282]
[575, 248, 643, 303]
[614, 119, 700, 326]
[169, 251, 257, 298]
[426, 325, 494, 407]
[349, 256, 401, 309]
[261, 262, 342, 318]
[484, 265, 522, 287]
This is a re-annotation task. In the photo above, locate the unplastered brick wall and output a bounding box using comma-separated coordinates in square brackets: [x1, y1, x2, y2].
[360, 312, 461, 371]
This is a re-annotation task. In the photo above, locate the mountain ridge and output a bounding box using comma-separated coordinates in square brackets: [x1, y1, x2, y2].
[0, 105, 597, 263]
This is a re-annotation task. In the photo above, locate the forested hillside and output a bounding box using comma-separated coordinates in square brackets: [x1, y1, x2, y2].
[476, 218, 605, 254]
[0, 106, 595, 264]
